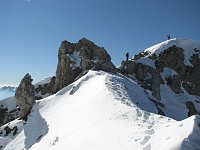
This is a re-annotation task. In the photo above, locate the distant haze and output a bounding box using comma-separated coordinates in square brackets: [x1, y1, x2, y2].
[0, 86, 16, 100]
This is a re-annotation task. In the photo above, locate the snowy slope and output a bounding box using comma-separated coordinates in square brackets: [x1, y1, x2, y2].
[136, 38, 200, 68]
[1, 71, 200, 150]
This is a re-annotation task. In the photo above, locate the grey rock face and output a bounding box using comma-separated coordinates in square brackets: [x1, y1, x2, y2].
[121, 45, 200, 98]
[35, 76, 56, 99]
[0, 106, 18, 127]
[120, 44, 200, 117]
[53, 38, 117, 93]
[156, 46, 200, 96]
[15, 74, 35, 120]
[120, 60, 161, 100]
[186, 101, 198, 117]
[165, 75, 182, 94]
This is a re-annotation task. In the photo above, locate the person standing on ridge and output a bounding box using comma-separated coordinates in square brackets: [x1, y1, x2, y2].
[167, 34, 171, 40]
[126, 52, 129, 61]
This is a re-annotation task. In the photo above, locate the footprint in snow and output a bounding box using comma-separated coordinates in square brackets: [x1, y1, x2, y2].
[143, 144, 151, 150]
[145, 129, 155, 135]
[179, 124, 183, 127]
[140, 135, 151, 145]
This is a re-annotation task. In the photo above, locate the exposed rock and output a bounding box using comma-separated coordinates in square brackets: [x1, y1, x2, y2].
[120, 60, 161, 100]
[186, 101, 198, 117]
[15, 73, 35, 121]
[35, 76, 56, 99]
[53, 38, 117, 93]
[120, 41, 200, 117]
[165, 75, 182, 94]
[0, 105, 18, 127]
[3, 126, 18, 136]
[156, 45, 200, 96]
[4, 126, 12, 135]
[156, 45, 185, 73]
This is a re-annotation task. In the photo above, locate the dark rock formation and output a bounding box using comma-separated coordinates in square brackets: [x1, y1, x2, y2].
[0, 104, 18, 127]
[186, 101, 198, 117]
[53, 38, 117, 93]
[35, 76, 56, 99]
[3, 125, 18, 136]
[156, 45, 200, 96]
[120, 41, 200, 118]
[165, 75, 182, 94]
[120, 61, 161, 100]
[15, 74, 35, 120]
[120, 44, 200, 99]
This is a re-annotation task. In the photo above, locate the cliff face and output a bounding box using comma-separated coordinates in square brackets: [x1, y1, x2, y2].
[120, 39, 200, 117]
[52, 38, 117, 93]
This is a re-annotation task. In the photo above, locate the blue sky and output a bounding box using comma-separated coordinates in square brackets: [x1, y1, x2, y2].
[0, 0, 200, 85]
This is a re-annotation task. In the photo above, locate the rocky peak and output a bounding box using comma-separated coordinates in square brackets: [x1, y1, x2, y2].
[120, 38, 200, 116]
[53, 38, 117, 93]
[15, 73, 35, 120]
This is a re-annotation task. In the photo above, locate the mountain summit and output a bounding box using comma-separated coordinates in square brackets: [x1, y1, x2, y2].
[0, 38, 200, 150]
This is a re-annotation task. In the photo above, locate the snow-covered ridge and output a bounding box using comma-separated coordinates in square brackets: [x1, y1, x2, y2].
[1, 71, 200, 150]
[144, 38, 200, 66]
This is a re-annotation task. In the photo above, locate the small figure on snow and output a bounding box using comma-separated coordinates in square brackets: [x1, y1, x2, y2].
[126, 52, 129, 61]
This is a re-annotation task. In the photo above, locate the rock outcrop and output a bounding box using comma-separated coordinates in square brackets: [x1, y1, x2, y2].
[120, 61, 161, 100]
[53, 38, 117, 93]
[35, 76, 56, 99]
[120, 39, 200, 116]
[15, 74, 35, 120]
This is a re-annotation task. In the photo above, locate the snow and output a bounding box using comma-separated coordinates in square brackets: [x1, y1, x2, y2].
[34, 77, 52, 88]
[136, 57, 156, 68]
[1, 71, 200, 150]
[0, 97, 16, 111]
[144, 38, 200, 66]
[161, 67, 178, 78]
[68, 51, 81, 70]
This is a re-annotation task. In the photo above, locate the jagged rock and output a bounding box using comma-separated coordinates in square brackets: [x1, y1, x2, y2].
[165, 75, 182, 94]
[156, 46, 185, 73]
[4, 126, 12, 135]
[120, 40, 200, 116]
[35, 76, 56, 99]
[121, 61, 161, 100]
[0, 107, 8, 126]
[0, 106, 18, 127]
[53, 38, 117, 93]
[15, 74, 35, 120]
[3, 126, 18, 136]
[186, 101, 198, 117]
[156, 45, 200, 96]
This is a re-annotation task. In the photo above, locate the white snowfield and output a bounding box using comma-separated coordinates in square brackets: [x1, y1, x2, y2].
[0, 71, 200, 150]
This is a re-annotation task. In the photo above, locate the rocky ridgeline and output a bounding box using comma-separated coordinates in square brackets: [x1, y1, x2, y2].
[1, 38, 200, 126]
[120, 39, 200, 117]
[0, 38, 117, 126]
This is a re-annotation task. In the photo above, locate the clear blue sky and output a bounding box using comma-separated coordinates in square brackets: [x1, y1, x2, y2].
[0, 0, 200, 85]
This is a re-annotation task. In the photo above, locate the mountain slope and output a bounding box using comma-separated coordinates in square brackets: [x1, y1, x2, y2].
[1, 71, 200, 150]
[120, 38, 200, 120]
